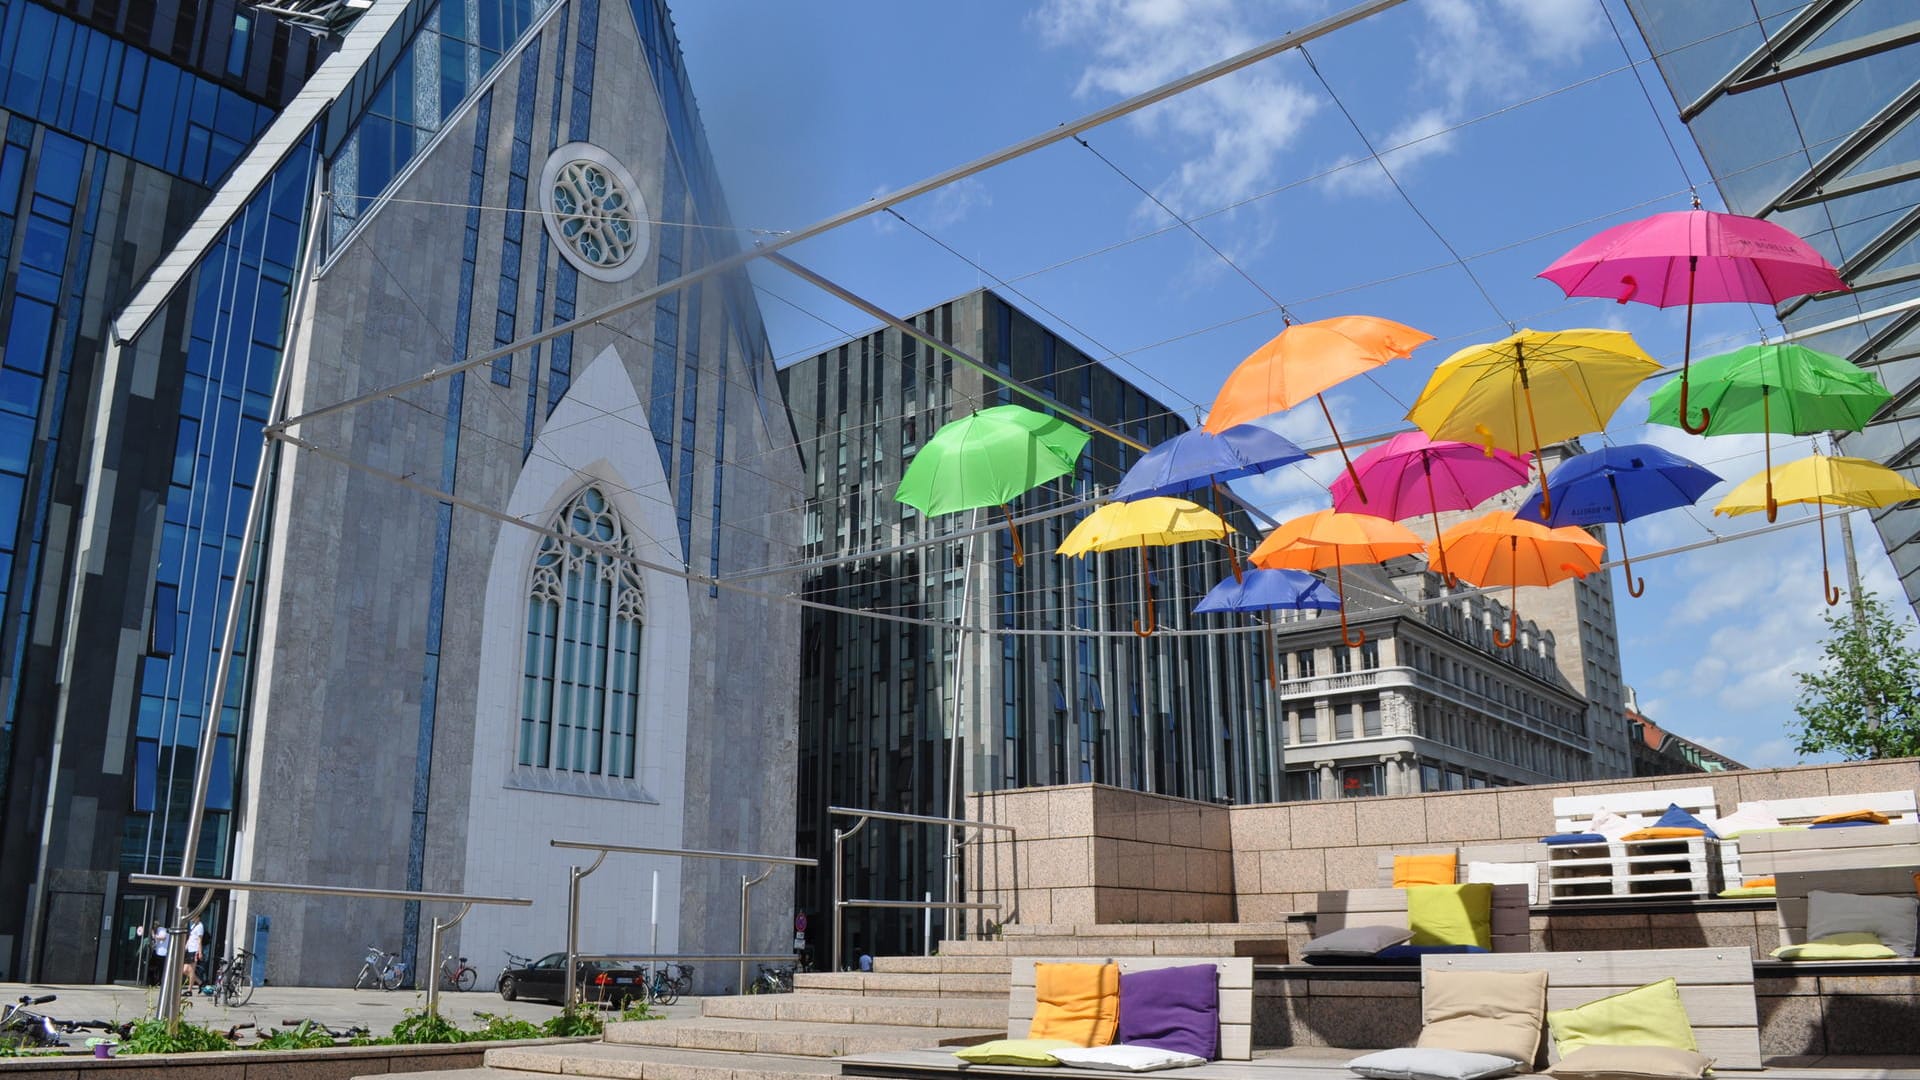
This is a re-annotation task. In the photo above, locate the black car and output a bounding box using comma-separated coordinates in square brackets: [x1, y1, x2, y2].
[496, 952, 645, 1007]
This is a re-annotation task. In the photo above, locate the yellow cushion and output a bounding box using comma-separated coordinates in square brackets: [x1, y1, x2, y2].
[1416, 968, 1549, 1064]
[1741, 877, 1776, 889]
[955, 1038, 1078, 1065]
[1546, 978, 1697, 1057]
[1771, 932, 1897, 961]
[1407, 884, 1494, 949]
[1028, 962, 1119, 1046]
[1811, 810, 1891, 825]
[1617, 827, 1704, 841]
[1395, 854, 1460, 888]
[1716, 886, 1776, 899]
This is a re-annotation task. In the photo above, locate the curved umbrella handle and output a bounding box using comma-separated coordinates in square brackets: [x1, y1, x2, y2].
[1213, 483, 1244, 583]
[1493, 609, 1517, 649]
[1334, 558, 1364, 648]
[1339, 609, 1366, 649]
[1616, 521, 1645, 598]
[1002, 504, 1025, 567]
[1134, 544, 1157, 637]
[1824, 569, 1841, 607]
[1818, 500, 1841, 606]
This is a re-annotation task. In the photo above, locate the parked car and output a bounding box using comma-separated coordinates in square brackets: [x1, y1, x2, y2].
[496, 952, 645, 1007]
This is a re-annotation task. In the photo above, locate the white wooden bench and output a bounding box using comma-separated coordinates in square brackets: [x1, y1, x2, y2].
[1307, 884, 1530, 953]
[1544, 786, 1722, 901]
[1736, 821, 1920, 880]
[1719, 790, 1918, 884]
[1421, 947, 1762, 1071]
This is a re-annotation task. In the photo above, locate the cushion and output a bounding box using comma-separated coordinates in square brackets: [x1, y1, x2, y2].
[1618, 827, 1704, 841]
[1114, 963, 1218, 1060]
[1806, 889, 1919, 957]
[1396, 854, 1460, 887]
[1466, 862, 1539, 901]
[1375, 944, 1490, 962]
[1812, 809, 1891, 825]
[1030, 962, 1121, 1046]
[1542, 833, 1607, 845]
[1590, 809, 1649, 839]
[1546, 1045, 1715, 1080]
[955, 1038, 1078, 1065]
[1348, 1047, 1525, 1080]
[1811, 820, 1882, 829]
[1052, 1045, 1206, 1072]
[1715, 886, 1776, 899]
[1299, 925, 1415, 962]
[1546, 978, 1697, 1057]
[1700, 806, 1778, 838]
[1408, 884, 1494, 949]
[1771, 932, 1898, 961]
[1651, 803, 1719, 840]
[1416, 968, 1548, 1064]
[1742, 877, 1776, 888]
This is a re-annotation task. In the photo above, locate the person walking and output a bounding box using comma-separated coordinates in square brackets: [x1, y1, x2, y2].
[183, 917, 205, 989]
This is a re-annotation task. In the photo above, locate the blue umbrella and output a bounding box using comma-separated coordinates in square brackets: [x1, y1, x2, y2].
[1112, 424, 1308, 502]
[1517, 443, 1721, 597]
[1195, 568, 1341, 688]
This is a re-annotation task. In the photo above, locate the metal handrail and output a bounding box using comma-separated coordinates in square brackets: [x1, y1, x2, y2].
[828, 806, 1016, 831]
[828, 808, 1014, 971]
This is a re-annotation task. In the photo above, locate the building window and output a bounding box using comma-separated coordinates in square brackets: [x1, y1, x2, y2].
[1360, 640, 1379, 669]
[1362, 696, 1382, 737]
[1333, 647, 1352, 674]
[539, 142, 650, 282]
[1419, 762, 1442, 792]
[1295, 649, 1315, 678]
[519, 486, 645, 777]
[1287, 770, 1320, 800]
[1340, 764, 1383, 798]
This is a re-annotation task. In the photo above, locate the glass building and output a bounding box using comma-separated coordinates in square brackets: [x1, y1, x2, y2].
[1629, 1, 1920, 612]
[0, 0, 802, 990]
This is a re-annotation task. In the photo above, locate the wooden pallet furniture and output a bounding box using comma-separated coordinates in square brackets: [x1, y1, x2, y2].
[1719, 790, 1918, 884]
[1544, 786, 1722, 902]
[1421, 946, 1762, 1071]
[1737, 821, 1920, 880]
[1772, 864, 1920, 950]
[1306, 884, 1530, 953]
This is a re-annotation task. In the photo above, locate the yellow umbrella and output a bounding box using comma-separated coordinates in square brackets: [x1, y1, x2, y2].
[1715, 454, 1920, 605]
[1406, 329, 1661, 518]
[1057, 497, 1235, 636]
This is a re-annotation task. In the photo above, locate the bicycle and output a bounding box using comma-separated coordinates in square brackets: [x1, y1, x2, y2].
[666, 961, 694, 996]
[641, 965, 679, 1006]
[744, 964, 793, 994]
[211, 948, 256, 1007]
[439, 951, 477, 992]
[354, 945, 406, 991]
[0, 995, 62, 1049]
[278, 1018, 372, 1040]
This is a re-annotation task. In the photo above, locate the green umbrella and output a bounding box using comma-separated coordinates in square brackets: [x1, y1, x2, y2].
[1646, 343, 1890, 521]
[895, 404, 1091, 564]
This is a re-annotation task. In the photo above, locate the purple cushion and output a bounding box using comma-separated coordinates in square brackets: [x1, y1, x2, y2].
[1115, 963, 1219, 1060]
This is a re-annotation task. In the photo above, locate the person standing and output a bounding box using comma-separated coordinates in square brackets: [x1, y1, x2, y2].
[151, 924, 169, 986]
[184, 917, 205, 988]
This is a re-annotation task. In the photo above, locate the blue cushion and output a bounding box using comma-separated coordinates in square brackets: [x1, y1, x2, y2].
[1810, 820, 1882, 829]
[1541, 833, 1606, 845]
[1653, 803, 1718, 840]
[1373, 944, 1490, 962]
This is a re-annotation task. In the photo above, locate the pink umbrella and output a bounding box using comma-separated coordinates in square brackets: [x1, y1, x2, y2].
[1330, 432, 1533, 584]
[1539, 206, 1845, 434]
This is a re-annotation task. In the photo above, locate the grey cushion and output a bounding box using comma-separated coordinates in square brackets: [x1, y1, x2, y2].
[1300, 924, 1416, 959]
[1806, 889, 1919, 957]
[1348, 1048, 1524, 1080]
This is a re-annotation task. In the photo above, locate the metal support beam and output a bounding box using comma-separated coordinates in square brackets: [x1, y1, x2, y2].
[1682, 0, 1868, 121]
[739, 867, 774, 995]
[1769, 78, 1920, 213]
[1779, 203, 1920, 320]
[424, 903, 473, 1021]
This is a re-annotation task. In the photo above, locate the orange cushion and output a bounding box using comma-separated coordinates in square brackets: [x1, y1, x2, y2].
[1394, 853, 1459, 887]
[1028, 962, 1119, 1046]
[1619, 826, 1704, 840]
[1742, 877, 1777, 889]
[1812, 809, 1891, 825]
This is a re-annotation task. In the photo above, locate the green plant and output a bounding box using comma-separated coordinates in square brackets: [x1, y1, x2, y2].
[250, 1022, 337, 1050]
[387, 1009, 467, 1045]
[469, 1011, 543, 1041]
[614, 1000, 658, 1023]
[541, 1004, 605, 1038]
[118, 1017, 234, 1055]
[1794, 590, 1920, 759]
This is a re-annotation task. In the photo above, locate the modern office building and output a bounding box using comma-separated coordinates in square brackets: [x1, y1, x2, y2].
[1628, 2, 1920, 616]
[1624, 687, 1744, 777]
[0, 0, 801, 990]
[779, 289, 1275, 958]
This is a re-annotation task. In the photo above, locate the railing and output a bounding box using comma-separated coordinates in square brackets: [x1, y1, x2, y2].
[549, 840, 817, 1001]
[828, 806, 1014, 972]
[127, 874, 531, 1028]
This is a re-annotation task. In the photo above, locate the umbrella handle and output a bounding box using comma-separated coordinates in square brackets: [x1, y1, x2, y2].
[1493, 582, 1517, 648]
[1319, 394, 1366, 501]
[1134, 546, 1157, 637]
[1003, 504, 1025, 567]
[1213, 482, 1244, 583]
[1818, 501, 1840, 607]
[1339, 609, 1365, 649]
[1679, 277, 1711, 434]
[1763, 391, 1776, 522]
[1617, 521, 1645, 598]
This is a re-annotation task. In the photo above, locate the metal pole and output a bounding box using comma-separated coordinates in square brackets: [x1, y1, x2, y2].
[923, 892, 932, 957]
[831, 817, 867, 973]
[944, 515, 979, 946]
[1838, 509, 1878, 729]
[563, 850, 608, 1008]
[739, 867, 773, 994]
[161, 164, 328, 1034]
[424, 902, 473, 1021]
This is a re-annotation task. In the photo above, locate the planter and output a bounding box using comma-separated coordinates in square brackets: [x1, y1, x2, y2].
[91, 1046, 113, 1060]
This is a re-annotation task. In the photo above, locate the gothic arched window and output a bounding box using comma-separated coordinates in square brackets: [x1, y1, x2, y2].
[520, 486, 644, 777]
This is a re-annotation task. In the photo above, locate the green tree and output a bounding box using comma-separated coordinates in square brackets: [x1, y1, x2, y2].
[1792, 590, 1920, 759]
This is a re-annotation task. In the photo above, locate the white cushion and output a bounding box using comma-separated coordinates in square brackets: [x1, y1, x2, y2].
[1349, 1047, 1524, 1080]
[1588, 810, 1648, 839]
[1701, 807, 1780, 838]
[1466, 861, 1539, 904]
[1052, 1045, 1208, 1071]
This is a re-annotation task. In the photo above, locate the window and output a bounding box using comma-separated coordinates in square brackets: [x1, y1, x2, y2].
[1360, 641, 1379, 669]
[1333, 647, 1352, 674]
[1362, 696, 1382, 737]
[519, 486, 644, 777]
[1340, 764, 1383, 798]
[1295, 649, 1315, 678]
[1334, 706, 1354, 740]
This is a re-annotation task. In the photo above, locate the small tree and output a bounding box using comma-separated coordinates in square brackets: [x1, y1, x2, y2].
[1792, 590, 1920, 760]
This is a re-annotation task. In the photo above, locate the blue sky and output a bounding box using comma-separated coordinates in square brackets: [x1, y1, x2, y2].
[669, 0, 1917, 769]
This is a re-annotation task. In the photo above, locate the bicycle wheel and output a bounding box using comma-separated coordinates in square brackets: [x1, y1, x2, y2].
[744, 976, 764, 995]
[354, 963, 376, 991]
[650, 982, 678, 1007]
[379, 965, 404, 991]
[455, 966, 477, 992]
[228, 968, 255, 1007]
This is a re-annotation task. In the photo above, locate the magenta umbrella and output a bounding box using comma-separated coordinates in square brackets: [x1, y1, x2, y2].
[1539, 206, 1845, 435]
[1329, 432, 1532, 583]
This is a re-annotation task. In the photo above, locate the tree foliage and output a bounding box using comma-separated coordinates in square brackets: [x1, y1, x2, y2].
[1792, 590, 1920, 760]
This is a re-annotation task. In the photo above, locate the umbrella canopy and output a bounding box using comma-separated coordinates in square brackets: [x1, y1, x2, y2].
[1538, 208, 1845, 433]
[1249, 510, 1425, 647]
[1646, 344, 1891, 521]
[1405, 328, 1661, 518]
[1057, 497, 1234, 636]
[896, 404, 1090, 564]
[1194, 568, 1341, 614]
[1714, 454, 1920, 605]
[1517, 444, 1720, 597]
[1204, 315, 1432, 498]
[1429, 510, 1605, 647]
[1330, 431, 1532, 584]
[1112, 424, 1307, 502]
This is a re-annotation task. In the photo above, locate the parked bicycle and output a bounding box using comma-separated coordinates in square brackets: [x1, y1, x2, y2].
[0, 995, 119, 1049]
[210, 948, 256, 1007]
[744, 964, 793, 995]
[278, 1019, 372, 1040]
[665, 961, 694, 996]
[439, 951, 478, 992]
[641, 965, 679, 1006]
[354, 945, 406, 991]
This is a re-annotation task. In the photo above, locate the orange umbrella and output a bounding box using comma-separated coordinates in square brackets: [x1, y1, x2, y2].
[1430, 510, 1604, 648]
[1204, 316, 1433, 499]
[1250, 510, 1426, 648]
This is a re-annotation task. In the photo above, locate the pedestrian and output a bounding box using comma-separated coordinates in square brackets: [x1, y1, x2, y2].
[151, 924, 169, 987]
[183, 917, 205, 988]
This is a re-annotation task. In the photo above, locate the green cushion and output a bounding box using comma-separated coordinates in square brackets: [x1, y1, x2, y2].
[1715, 886, 1776, 898]
[1546, 979, 1697, 1057]
[955, 1038, 1078, 1065]
[1408, 884, 1495, 949]
[1771, 932, 1897, 961]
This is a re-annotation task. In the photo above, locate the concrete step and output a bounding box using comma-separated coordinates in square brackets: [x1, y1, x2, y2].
[1003, 921, 1296, 938]
[484, 1041, 845, 1080]
[592, 1016, 993, 1057]
[700, 992, 1004, 1029]
[792, 971, 1005, 997]
[899, 937, 1281, 958]
[870, 954, 1010, 975]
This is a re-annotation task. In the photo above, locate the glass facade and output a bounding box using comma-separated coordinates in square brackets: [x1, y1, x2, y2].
[1630, 1, 1920, 613]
